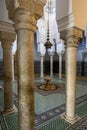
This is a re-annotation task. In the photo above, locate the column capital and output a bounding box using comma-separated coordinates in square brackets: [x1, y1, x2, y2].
[66, 35, 79, 48]
[14, 9, 37, 31]
[60, 27, 83, 48]
[40, 54, 45, 57]
[5, 0, 46, 30]
[58, 52, 64, 56]
[34, 0, 46, 20]
[0, 31, 16, 48]
[49, 53, 54, 57]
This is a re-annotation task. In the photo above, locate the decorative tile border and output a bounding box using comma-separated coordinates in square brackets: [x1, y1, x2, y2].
[34, 94, 87, 127]
[35, 104, 65, 128]
[13, 91, 87, 128]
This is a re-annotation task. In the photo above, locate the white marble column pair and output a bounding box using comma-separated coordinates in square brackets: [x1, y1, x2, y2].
[40, 54, 54, 78]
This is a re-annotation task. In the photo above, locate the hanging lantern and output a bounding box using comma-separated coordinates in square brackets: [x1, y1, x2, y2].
[44, 0, 52, 49]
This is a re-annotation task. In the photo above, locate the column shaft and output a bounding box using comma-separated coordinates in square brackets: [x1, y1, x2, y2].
[12, 55, 15, 81]
[59, 54, 62, 78]
[50, 55, 53, 77]
[1, 39, 16, 114]
[40, 56, 44, 78]
[17, 29, 35, 130]
[65, 47, 77, 118]
[62, 33, 82, 124]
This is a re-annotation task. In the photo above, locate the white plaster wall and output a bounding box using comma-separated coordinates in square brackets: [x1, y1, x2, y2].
[73, 0, 87, 29]
[56, 0, 72, 21]
[0, 0, 12, 23]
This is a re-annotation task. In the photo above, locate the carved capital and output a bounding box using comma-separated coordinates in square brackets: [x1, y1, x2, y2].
[0, 31, 16, 49]
[1, 42, 13, 49]
[34, 0, 46, 20]
[60, 27, 83, 40]
[66, 35, 80, 48]
[5, 0, 46, 21]
[6, 0, 34, 17]
[14, 8, 37, 31]
[60, 27, 83, 48]
[15, 0, 34, 13]
[58, 52, 64, 56]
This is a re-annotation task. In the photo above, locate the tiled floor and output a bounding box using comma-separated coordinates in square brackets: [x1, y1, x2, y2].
[34, 76, 87, 114]
[0, 75, 87, 130]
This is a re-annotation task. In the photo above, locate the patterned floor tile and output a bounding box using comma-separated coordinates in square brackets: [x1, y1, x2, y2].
[0, 77, 87, 130]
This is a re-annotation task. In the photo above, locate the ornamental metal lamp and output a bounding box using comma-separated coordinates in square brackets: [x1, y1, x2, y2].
[44, 0, 52, 49]
[37, 0, 58, 91]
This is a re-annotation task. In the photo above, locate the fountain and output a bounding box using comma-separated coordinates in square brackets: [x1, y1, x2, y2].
[38, 75, 58, 91]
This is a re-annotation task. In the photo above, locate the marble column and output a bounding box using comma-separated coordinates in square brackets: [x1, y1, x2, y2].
[5, 0, 46, 129]
[12, 55, 15, 81]
[50, 54, 54, 77]
[14, 9, 37, 130]
[1, 32, 16, 114]
[40, 55, 44, 78]
[59, 53, 62, 78]
[62, 29, 82, 124]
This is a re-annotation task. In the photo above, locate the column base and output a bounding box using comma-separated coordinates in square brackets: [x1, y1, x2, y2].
[61, 113, 81, 124]
[2, 105, 17, 115]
